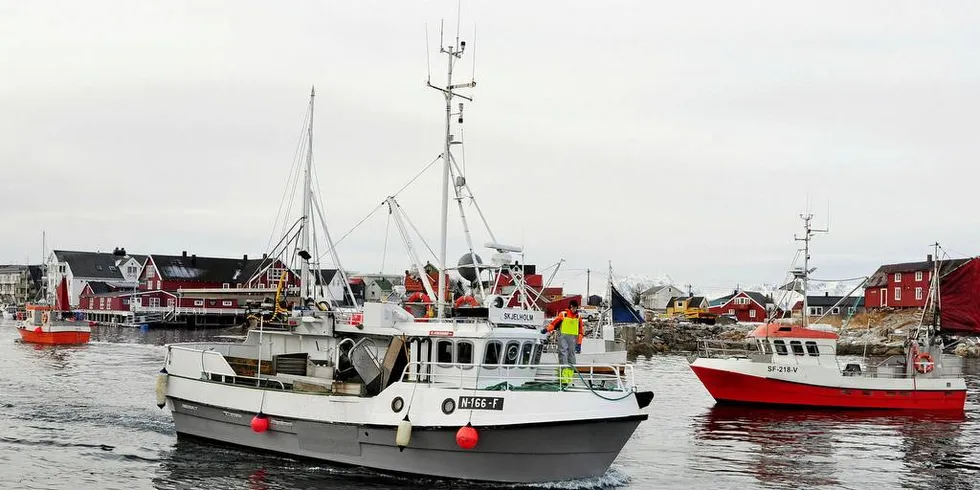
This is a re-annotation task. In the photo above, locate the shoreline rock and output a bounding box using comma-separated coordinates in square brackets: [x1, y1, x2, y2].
[623, 318, 980, 359]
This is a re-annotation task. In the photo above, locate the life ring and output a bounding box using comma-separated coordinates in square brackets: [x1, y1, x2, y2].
[454, 296, 479, 308]
[406, 292, 432, 304]
[914, 353, 935, 374]
[41, 312, 49, 323]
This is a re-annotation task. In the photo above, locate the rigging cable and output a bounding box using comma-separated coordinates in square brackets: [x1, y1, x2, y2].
[314, 154, 443, 263]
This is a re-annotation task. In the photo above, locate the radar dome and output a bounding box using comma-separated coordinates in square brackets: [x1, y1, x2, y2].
[457, 253, 483, 283]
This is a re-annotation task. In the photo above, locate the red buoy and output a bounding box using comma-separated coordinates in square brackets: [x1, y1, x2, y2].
[34, 327, 42, 334]
[455, 424, 478, 449]
[251, 413, 269, 433]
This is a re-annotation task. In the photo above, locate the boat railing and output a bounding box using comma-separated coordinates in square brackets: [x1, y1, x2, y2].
[696, 339, 762, 360]
[401, 361, 636, 393]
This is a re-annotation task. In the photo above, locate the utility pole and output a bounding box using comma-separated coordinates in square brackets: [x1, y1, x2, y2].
[586, 269, 590, 299]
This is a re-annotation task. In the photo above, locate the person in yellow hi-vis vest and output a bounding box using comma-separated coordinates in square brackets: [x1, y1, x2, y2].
[547, 299, 584, 383]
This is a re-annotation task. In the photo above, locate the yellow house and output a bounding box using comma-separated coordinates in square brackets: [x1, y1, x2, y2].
[666, 296, 709, 318]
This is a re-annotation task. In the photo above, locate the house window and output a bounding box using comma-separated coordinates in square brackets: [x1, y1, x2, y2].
[149, 297, 160, 308]
[894, 272, 901, 283]
[805, 341, 820, 356]
[99, 297, 105, 308]
[831, 307, 840, 314]
[484, 341, 502, 364]
[728, 309, 735, 315]
[675, 300, 684, 307]
[734, 297, 749, 305]
[145, 265, 155, 278]
[89, 298, 94, 309]
[258, 283, 265, 289]
[749, 309, 756, 319]
[773, 340, 788, 355]
[789, 340, 805, 356]
[194, 300, 204, 306]
[915, 271, 923, 282]
[436, 340, 454, 364]
[236, 283, 243, 288]
[915, 287, 923, 301]
[222, 283, 230, 289]
[808, 306, 823, 315]
[894, 288, 901, 301]
[222, 300, 233, 306]
[167, 298, 175, 307]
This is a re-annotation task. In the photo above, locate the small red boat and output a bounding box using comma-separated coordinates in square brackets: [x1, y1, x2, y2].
[16, 278, 90, 345]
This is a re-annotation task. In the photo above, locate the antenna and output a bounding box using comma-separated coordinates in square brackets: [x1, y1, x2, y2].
[425, 24, 431, 84]
[428, 16, 476, 320]
[794, 212, 828, 329]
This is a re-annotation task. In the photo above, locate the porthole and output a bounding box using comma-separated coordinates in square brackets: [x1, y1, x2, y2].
[441, 398, 456, 415]
[391, 397, 404, 413]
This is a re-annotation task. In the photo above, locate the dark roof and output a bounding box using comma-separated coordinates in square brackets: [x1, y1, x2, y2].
[866, 258, 972, 288]
[373, 278, 393, 291]
[688, 296, 707, 307]
[711, 291, 771, 308]
[149, 254, 264, 283]
[86, 281, 115, 295]
[794, 295, 865, 309]
[53, 250, 127, 280]
[315, 269, 338, 286]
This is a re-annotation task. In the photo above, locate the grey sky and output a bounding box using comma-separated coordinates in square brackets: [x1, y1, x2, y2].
[2, 1, 978, 297]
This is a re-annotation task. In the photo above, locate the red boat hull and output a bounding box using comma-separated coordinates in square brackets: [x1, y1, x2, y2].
[691, 365, 966, 411]
[17, 328, 91, 345]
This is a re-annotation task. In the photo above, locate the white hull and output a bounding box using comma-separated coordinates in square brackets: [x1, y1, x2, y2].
[164, 369, 646, 482]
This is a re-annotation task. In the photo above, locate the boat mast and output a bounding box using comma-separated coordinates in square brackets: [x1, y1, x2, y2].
[427, 22, 474, 319]
[300, 87, 315, 301]
[795, 213, 826, 329]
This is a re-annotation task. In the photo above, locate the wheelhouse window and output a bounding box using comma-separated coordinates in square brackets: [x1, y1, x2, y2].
[532, 344, 543, 364]
[436, 340, 454, 364]
[760, 340, 773, 355]
[456, 341, 474, 365]
[790, 340, 805, 356]
[503, 341, 520, 365]
[520, 342, 533, 365]
[773, 340, 788, 355]
[805, 341, 820, 356]
[483, 341, 502, 365]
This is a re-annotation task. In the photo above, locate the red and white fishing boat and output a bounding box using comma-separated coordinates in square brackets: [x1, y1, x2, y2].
[16, 278, 90, 345]
[690, 215, 967, 411]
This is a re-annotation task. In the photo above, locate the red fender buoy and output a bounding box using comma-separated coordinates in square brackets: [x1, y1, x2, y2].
[34, 327, 42, 334]
[251, 413, 269, 433]
[456, 424, 478, 449]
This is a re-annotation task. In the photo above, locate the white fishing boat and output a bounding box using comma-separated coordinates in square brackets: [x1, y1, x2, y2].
[689, 214, 967, 411]
[158, 29, 652, 483]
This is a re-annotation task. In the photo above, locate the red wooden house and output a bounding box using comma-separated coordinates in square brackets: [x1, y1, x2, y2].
[708, 290, 773, 323]
[864, 255, 971, 309]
